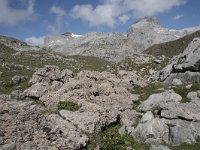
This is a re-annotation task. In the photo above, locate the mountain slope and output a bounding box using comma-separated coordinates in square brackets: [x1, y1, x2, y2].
[145, 30, 200, 58]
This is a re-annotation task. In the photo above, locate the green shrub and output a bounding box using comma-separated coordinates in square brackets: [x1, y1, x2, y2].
[172, 86, 190, 103]
[86, 123, 149, 150]
[57, 101, 80, 111]
[132, 82, 165, 105]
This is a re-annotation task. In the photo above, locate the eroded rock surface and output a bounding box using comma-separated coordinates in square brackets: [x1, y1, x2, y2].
[0, 97, 88, 150]
[132, 90, 200, 146]
[154, 38, 200, 84]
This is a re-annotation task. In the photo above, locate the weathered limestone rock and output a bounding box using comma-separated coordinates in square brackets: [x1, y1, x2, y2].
[59, 101, 119, 133]
[150, 145, 171, 150]
[165, 119, 200, 145]
[138, 90, 182, 112]
[0, 97, 88, 150]
[154, 38, 200, 84]
[132, 114, 169, 144]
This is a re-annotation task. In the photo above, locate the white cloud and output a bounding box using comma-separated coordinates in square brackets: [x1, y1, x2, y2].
[119, 14, 130, 24]
[0, 0, 35, 26]
[172, 14, 184, 20]
[71, 4, 120, 28]
[71, 0, 187, 27]
[48, 6, 66, 34]
[25, 36, 45, 46]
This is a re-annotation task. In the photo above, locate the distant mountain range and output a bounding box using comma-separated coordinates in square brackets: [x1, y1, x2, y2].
[41, 17, 200, 61]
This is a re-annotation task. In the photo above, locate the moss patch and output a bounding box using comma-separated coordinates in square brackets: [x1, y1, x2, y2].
[85, 123, 149, 150]
[172, 86, 190, 103]
[132, 82, 166, 109]
[57, 101, 80, 111]
[145, 30, 200, 58]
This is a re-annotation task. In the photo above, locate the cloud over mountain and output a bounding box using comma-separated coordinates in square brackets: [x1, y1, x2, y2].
[71, 0, 187, 27]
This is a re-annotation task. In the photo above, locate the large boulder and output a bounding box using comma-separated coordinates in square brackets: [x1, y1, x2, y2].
[138, 90, 182, 112]
[154, 38, 200, 84]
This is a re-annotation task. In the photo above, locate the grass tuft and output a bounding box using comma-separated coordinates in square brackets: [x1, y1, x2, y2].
[57, 101, 80, 111]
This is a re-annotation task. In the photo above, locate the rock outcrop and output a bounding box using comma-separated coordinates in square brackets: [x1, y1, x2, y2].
[0, 97, 88, 149]
[22, 65, 147, 137]
[153, 38, 200, 84]
[132, 90, 200, 145]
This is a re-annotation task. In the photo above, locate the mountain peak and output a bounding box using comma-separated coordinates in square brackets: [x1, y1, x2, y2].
[132, 17, 160, 28]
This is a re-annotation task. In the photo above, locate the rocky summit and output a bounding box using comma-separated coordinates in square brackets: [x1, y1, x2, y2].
[0, 18, 200, 150]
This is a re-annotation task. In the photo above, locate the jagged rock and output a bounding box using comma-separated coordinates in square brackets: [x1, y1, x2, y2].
[59, 101, 119, 133]
[0, 96, 88, 150]
[141, 111, 154, 123]
[23, 81, 63, 98]
[132, 115, 169, 144]
[154, 38, 200, 84]
[23, 82, 50, 98]
[150, 145, 171, 150]
[160, 101, 200, 121]
[138, 90, 182, 112]
[30, 65, 73, 84]
[0, 72, 2, 77]
[187, 91, 200, 102]
[46, 114, 88, 149]
[164, 71, 200, 85]
[166, 119, 200, 145]
[120, 110, 141, 133]
[21, 66, 144, 111]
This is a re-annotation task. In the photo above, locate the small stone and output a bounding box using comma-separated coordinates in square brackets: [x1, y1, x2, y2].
[186, 84, 192, 89]
[150, 145, 171, 150]
[118, 125, 126, 135]
[172, 78, 182, 85]
[154, 59, 162, 64]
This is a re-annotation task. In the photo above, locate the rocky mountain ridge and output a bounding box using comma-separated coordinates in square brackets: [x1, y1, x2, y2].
[43, 17, 200, 61]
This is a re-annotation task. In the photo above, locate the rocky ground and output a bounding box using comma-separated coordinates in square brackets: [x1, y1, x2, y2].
[0, 19, 200, 150]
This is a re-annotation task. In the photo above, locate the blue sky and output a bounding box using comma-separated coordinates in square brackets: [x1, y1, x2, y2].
[0, 0, 200, 44]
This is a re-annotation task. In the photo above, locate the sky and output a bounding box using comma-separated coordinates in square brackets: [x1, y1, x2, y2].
[0, 0, 200, 45]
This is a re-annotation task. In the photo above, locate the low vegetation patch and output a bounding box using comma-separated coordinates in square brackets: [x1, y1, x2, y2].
[168, 137, 200, 150]
[172, 86, 191, 103]
[145, 30, 200, 58]
[132, 82, 166, 109]
[57, 101, 80, 111]
[86, 123, 148, 150]
[172, 84, 200, 103]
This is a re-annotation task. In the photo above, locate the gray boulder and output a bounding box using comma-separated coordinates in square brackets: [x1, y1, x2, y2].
[132, 113, 169, 144]
[154, 38, 200, 84]
[138, 90, 182, 112]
